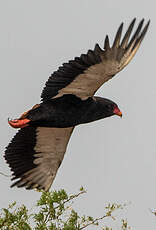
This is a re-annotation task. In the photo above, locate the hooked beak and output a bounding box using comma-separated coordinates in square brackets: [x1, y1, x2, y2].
[113, 107, 122, 118]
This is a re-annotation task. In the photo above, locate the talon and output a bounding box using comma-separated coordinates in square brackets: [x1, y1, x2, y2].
[8, 118, 30, 129]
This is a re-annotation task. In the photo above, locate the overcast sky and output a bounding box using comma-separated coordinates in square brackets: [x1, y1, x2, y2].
[0, 0, 156, 229]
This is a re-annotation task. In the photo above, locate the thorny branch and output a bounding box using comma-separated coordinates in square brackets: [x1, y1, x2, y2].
[43, 189, 87, 224]
[55, 189, 87, 210]
[80, 215, 108, 230]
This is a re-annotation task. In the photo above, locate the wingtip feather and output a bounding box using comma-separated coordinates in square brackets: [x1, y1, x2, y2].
[104, 35, 110, 50]
[120, 18, 137, 48]
[113, 22, 123, 48]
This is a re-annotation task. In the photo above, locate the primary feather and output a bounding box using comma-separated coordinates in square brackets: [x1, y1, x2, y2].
[5, 19, 150, 191]
[41, 18, 150, 101]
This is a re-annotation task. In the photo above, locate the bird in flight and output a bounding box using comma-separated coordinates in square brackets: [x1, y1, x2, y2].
[5, 19, 150, 191]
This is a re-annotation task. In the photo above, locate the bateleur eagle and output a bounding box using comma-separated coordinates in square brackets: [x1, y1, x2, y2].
[5, 19, 150, 191]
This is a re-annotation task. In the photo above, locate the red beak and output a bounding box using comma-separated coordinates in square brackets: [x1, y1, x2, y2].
[113, 107, 122, 117]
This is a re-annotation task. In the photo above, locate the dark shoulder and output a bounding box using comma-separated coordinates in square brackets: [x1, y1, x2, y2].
[44, 94, 94, 107]
[93, 96, 115, 106]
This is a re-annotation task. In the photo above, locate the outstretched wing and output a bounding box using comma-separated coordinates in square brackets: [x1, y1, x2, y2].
[41, 18, 150, 101]
[5, 126, 74, 191]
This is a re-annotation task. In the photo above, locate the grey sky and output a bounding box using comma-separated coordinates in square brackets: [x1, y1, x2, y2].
[0, 0, 155, 229]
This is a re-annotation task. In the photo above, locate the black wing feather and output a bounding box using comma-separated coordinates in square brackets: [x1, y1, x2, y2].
[41, 19, 150, 101]
[5, 127, 37, 181]
[41, 47, 102, 101]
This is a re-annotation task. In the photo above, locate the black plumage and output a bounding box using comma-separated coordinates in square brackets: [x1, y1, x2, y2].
[41, 49, 102, 101]
[26, 95, 117, 128]
[5, 127, 37, 181]
[4, 19, 150, 191]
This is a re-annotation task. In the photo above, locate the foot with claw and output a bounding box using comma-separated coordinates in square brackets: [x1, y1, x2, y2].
[8, 118, 30, 128]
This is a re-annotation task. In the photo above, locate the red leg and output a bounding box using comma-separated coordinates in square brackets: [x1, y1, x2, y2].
[8, 118, 30, 129]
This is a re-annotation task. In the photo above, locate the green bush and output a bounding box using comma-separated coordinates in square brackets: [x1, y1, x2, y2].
[0, 187, 130, 230]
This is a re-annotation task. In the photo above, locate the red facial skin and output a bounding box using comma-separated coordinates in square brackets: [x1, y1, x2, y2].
[113, 106, 122, 117]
